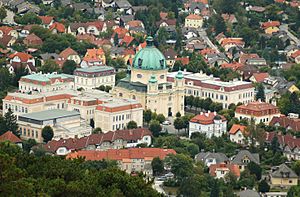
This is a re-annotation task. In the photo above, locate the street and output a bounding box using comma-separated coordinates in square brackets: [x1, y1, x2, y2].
[279, 24, 300, 46]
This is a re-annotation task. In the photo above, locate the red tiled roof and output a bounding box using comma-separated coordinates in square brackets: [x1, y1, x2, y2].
[59, 47, 78, 59]
[221, 62, 243, 70]
[49, 22, 65, 33]
[0, 26, 13, 35]
[67, 148, 176, 161]
[127, 20, 143, 28]
[0, 131, 22, 143]
[221, 38, 244, 47]
[9, 52, 33, 62]
[160, 12, 168, 20]
[200, 48, 217, 56]
[235, 101, 280, 116]
[38, 16, 54, 25]
[96, 102, 142, 113]
[239, 53, 260, 64]
[270, 116, 300, 131]
[175, 57, 190, 65]
[229, 124, 247, 135]
[190, 112, 226, 125]
[209, 163, 240, 177]
[186, 14, 202, 20]
[113, 27, 128, 39]
[265, 131, 300, 149]
[120, 35, 135, 46]
[261, 21, 280, 29]
[86, 20, 105, 31]
[251, 72, 269, 83]
[291, 50, 300, 59]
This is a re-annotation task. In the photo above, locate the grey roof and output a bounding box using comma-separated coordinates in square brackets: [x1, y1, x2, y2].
[120, 15, 135, 23]
[132, 6, 148, 12]
[40, 53, 59, 61]
[110, 46, 125, 55]
[182, 27, 198, 35]
[189, 2, 205, 11]
[72, 2, 92, 11]
[129, 26, 146, 33]
[115, 0, 132, 9]
[271, 164, 298, 178]
[232, 150, 260, 165]
[61, 0, 72, 7]
[9, 0, 24, 7]
[195, 152, 229, 163]
[236, 190, 260, 197]
[285, 44, 297, 52]
[75, 66, 114, 73]
[19, 109, 80, 121]
[116, 77, 147, 93]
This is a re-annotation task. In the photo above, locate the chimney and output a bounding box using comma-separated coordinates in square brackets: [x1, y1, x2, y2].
[214, 111, 217, 115]
[200, 112, 203, 115]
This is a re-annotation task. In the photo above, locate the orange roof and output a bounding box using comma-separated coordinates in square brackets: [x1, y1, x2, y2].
[83, 48, 105, 62]
[261, 21, 280, 29]
[186, 14, 202, 20]
[221, 38, 244, 46]
[121, 35, 135, 46]
[49, 22, 65, 33]
[236, 101, 279, 114]
[9, 52, 33, 62]
[38, 16, 54, 25]
[251, 72, 269, 83]
[0, 26, 13, 35]
[59, 47, 78, 59]
[209, 163, 240, 177]
[127, 20, 143, 28]
[123, 48, 135, 56]
[66, 148, 176, 161]
[113, 27, 128, 39]
[229, 124, 247, 135]
[160, 12, 168, 20]
[200, 48, 217, 56]
[0, 131, 22, 143]
[190, 112, 226, 125]
[221, 62, 243, 70]
[291, 50, 300, 59]
[175, 57, 190, 65]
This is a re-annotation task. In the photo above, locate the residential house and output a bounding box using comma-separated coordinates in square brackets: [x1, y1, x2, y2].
[249, 72, 269, 83]
[39, 16, 54, 28]
[49, 22, 66, 34]
[209, 163, 241, 179]
[66, 148, 176, 176]
[182, 27, 198, 40]
[246, 57, 267, 67]
[74, 66, 115, 90]
[115, 0, 132, 15]
[220, 62, 244, 71]
[125, 20, 144, 30]
[43, 128, 152, 155]
[0, 26, 18, 39]
[185, 14, 203, 28]
[0, 34, 16, 47]
[265, 132, 300, 160]
[163, 48, 177, 67]
[195, 152, 229, 167]
[261, 21, 281, 35]
[80, 48, 106, 67]
[270, 114, 300, 132]
[236, 190, 260, 197]
[229, 124, 248, 145]
[231, 150, 260, 171]
[220, 38, 245, 52]
[8, 52, 36, 74]
[23, 33, 43, 47]
[236, 64, 259, 80]
[270, 164, 298, 187]
[58, 47, 81, 66]
[235, 101, 280, 125]
[0, 131, 22, 148]
[189, 111, 227, 138]
[156, 19, 176, 28]
[221, 14, 238, 24]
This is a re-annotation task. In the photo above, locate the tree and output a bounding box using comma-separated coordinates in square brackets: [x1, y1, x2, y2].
[256, 83, 265, 102]
[41, 126, 54, 143]
[127, 121, 138, 129]
[214, 14, 226, 35]
[175, 112, 181, 118]
[62, 60, 77, 74]
[114, 33, 119, 46]
[39, 59, 60, 73]
[271, 136, 280, 153]
[143, 110, 152, 125]
[166, 154, 194, 182]
[247, 161, 262, 180]
[258, 179, 270, 193]
[179, 174, 207, 197]
[292, 160, 300, 176]
[15, 12, 42, 25]
[12, 66, 29, 87]
[3, 109, 18, 135]
[210, 179, 220, 197]
[149, 120, 162, 137]
[156, 114, 166, 124]
[288, 185, 300, 197]
[0, 7, 7, 22]
[174, 118, 184, 133]
[93, 127, 102, 134]
[151, 157, 164, 176]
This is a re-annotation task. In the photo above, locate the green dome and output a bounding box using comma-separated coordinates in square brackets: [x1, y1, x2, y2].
[176, 68, 184, 79]
[132, 36, 166, 70]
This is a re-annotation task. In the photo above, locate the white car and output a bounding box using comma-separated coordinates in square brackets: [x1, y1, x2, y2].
[162, 120, 171, 125]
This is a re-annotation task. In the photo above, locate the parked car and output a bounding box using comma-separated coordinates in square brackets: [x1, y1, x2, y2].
[162, 120, 171, 125]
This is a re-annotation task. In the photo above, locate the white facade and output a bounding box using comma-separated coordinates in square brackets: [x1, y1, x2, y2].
[230, 130, 246, 144]
[189, 112, 227, 138]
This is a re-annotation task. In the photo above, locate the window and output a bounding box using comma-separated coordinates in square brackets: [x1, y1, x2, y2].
[137, 74, 142, 78]
[160, 75, 164, 79]
[35, 131, 38, 138]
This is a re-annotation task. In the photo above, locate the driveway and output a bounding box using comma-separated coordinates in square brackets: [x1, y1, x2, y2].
[3, 9, 15, 24]
[152, 179, 166, 195]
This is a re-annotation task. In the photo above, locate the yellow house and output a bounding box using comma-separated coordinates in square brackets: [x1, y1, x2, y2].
[288, 85, 299, 93]
[265, 26, 279, 35]
[270, 164, 298, 188]
[261, 21, 280, 35]
[185, 14, 203, 28]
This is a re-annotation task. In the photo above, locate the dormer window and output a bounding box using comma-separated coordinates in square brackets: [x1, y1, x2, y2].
[138, 58, 143, 68]
[160, 59, 164, 68]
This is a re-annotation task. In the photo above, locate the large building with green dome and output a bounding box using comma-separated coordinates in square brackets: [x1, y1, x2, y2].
[112, 36, 185, 117]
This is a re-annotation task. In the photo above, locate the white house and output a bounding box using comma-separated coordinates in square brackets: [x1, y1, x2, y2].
[229, 124, 248, 145]
[189, 111, 227, 138]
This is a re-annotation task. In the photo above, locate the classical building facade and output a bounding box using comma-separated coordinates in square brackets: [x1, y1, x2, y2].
[112, 36, 185, 117]
[167, 71, 255, 109]
[74, 66, 115, 90]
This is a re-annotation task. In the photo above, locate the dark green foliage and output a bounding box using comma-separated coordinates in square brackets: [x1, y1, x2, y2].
[0, 109, 18, 136]
[0, 142, 160, 196]
[149, 120, 162, 137]
[15, 13, 42, 25]
[62, 60, 77, 74]
[127, 121, 138, 129]
[151, 157, 164, 176]
[255, 83, 266, 102]
[0, 7, 7, 22]
[247, 161, 262, 180]
[39, 59, 60, 73]
[258, 179, 270, 193]
[41, 126, 54, 143]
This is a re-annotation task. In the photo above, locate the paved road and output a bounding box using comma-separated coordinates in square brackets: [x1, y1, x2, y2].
[152, 180, 166, 195]
[2, 9, 15, 24]
[279, 24, 300, 46]
[198, 28, 220, 53]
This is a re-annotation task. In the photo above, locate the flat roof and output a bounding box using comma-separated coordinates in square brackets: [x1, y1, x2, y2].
[99, 97, 140, 108]
[75, 66, 114, 73]
[19, 109, 80, 121]
[21, 73, 74, 82]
